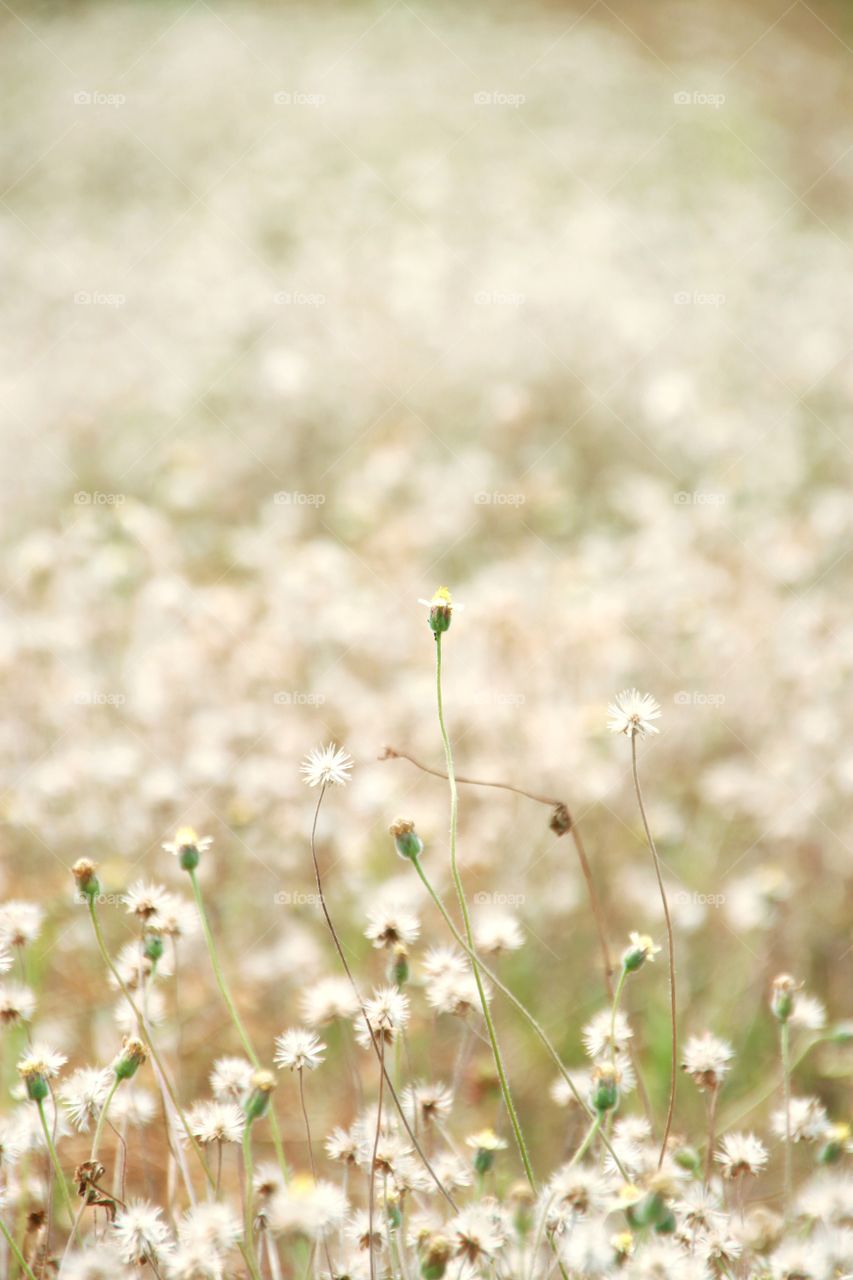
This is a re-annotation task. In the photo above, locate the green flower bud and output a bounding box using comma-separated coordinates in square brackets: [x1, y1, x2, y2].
[72, 858, 101, 902]
[114, 1036, 148, 1082]
[770, 974, 798, 1023]
[143, 933, 164, 963]
[390, 819, 424, 861]
[590, 1063, 619, 1113]
[244, 1069, 276, 1124]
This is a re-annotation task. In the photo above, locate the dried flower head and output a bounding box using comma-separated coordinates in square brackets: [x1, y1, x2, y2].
[607, 689, 662, 738]
[682, 1032, 734, 1091]
[274, 1028, 326, 1072]
[364, 903, 420, 950]
[715, 1132, 768, 1179]
[300, 742, 353, 788]
[354, 986, 410, 1048]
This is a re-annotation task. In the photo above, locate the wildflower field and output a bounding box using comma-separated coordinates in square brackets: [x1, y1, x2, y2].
[2, 0, 853, 1275]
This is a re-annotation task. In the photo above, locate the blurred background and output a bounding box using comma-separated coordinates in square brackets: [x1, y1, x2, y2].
[2, 0, 853, 1171]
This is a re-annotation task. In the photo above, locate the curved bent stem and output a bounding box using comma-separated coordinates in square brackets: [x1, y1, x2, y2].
[434, 632, 535, 1189]
[630, 734, 677, 1167]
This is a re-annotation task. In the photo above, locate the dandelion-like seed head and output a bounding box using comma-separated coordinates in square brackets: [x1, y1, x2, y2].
[607, 689, 662, 739]
[681, 1032, 734, 1091]
[300, 742, 353, 788]
[715, 1132, 768, 1180]
[274, 1027, 326, 1072]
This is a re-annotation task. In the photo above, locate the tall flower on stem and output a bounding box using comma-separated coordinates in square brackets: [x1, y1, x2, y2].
[165, 826, 291, 1187]
[299, 741, 457, 1280]
[425, 587, 536, 1190]
[607, 688, 676, 1166]
[771, 973, 799, 1219]
[682, 1032, 734, 1187]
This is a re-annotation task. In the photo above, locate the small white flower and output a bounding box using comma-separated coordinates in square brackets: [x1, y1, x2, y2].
[17, 1044, 67, 1082]
[790, 993, 827, 1031]
[274, 1028, 326, 1072]
[210, 1056, 254, 1102]
[473, 910, 524, 955]
[0, 901, 44, 947]
[112, 1200, 174, 1266]
[364, 904, 420, 950]
[300, 742, 353, 788]
[771, 1096, 829, 1143]
[300, 976, 359, 1026]
[402, 1081, 454, 1126]
[60, 1067, 112, 1132]
[162, 827, 213, 859]
[186, 1101, 245, 1146]
[354, 986, 410, 1048]
[607, 688, 662, 738]
[582, 1009, 633, 1059]
[715, 1131, 768, 1179]
[0, 982, 36, 1025]
[682, 1032, 735, 1090]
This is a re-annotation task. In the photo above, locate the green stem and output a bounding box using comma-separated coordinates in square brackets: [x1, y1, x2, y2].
[90, 1074, 121, 1163]
[242, 1124, 263, 1280]
[36, 1098, 80, 1243]
[434, 632, 535, 1189]
[630, 734, 677, 1167]
[409, 853, 629, 1180]
[0, 1215, 37, 1280]
[569, 1109, 603, 1168]
[781, 1020, 792, 1218]
[188, 870, 290, 1184]
[609, 967, 628, 1065]
[87, 899, 212, 1189]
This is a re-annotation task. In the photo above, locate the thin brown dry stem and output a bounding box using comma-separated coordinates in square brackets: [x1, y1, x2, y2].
[380, 745, 615, 994]
[630, 734, 677, 1167]
[381, 744, 655, 1130]
[307, 784, 457, 1212]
